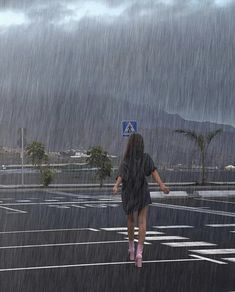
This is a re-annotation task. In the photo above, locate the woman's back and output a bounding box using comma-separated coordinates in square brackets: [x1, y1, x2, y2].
[118, 152, 156, 214]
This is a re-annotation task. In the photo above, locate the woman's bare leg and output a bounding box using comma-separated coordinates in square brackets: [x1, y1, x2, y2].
[137, 206, 148, 245]
[135, 207, 148, 267]
[127, 213, 134, 241]
[127, 213, 135, 260]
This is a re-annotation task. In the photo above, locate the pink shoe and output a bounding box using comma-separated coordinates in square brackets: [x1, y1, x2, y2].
[128, 249, 135, 261]
[135, 254, 142, 268]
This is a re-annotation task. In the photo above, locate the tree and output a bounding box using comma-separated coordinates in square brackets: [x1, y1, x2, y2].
[26, 141, 54, 187]
[174, 128, 223, 185]
[26, 141, 48, 168]
[86, 146, 112, 187]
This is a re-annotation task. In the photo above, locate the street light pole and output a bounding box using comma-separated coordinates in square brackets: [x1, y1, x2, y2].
[21, 127, 24, 185]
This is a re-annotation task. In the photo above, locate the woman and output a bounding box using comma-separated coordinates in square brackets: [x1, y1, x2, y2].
[113, 133, 170, 268]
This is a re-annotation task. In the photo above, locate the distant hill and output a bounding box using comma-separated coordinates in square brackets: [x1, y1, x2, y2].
[1, 93, 235, 167]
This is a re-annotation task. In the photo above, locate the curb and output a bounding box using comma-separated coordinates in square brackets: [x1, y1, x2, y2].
[0, 184, 235, 198]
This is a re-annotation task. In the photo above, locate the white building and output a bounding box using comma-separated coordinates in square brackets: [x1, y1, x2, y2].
[225, 165, 235, 170]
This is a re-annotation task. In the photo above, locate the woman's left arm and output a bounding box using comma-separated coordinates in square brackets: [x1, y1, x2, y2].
[151, 170, 170, 194]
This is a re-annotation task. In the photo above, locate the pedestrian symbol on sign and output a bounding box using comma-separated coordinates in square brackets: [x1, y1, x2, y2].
[122, 121, 138, 137]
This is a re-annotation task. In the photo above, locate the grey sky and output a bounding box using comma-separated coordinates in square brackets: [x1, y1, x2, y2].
[0, 0, 235, 127]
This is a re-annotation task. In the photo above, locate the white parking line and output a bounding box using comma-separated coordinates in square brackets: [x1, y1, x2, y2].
[71, 205, 86, 209]
[145, 236, 189, 241]
[196, 190, 235, 197]
[0, 200, 121, 206]
[221, 258, 235, 263]
[206, 224, 235, 227]
[0, 240, 130, 250]
[151, 203, 235, 218]
[123, 238, 151, 245]
[0, 258, 203, 272]
[153, 225, 193, 229]
[194, 198, 235, 205]
[101, 227, 139, 231]
[0, 228, 99, 235]
[189, 249, 235, 255]
[48, 205, 70, 209]
[189, 254, 227, 265]
[46, 191, 82, 198]
[118, 231, 164, 236]
[0, 206, 27, 214]
[162, 241, 217, 247]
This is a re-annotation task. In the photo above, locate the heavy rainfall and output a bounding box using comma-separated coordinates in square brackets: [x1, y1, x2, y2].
[0, 0, 234, 291]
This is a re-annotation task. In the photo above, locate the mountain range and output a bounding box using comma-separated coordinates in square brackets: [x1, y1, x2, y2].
[0, 94, 234, 167]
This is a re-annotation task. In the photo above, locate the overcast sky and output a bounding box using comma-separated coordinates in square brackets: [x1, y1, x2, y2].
[0, 0, 235, 127]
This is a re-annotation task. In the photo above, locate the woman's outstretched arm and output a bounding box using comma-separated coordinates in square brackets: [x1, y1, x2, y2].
[151, 170, 170, 194]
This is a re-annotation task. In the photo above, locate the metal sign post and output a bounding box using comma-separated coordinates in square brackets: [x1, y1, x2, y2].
[21, 128, 24, 185]
[18, 128, 26, 186]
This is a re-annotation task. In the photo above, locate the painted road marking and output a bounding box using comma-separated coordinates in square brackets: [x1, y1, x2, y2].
[0, 258, 203, 273]
[144, 236, 189, 241]
[71, 205, 86, 209]
[118, 231, 164, 236]
[56, 206, 70, 209]
[189, 249, 235, 255]
[0, 240, 130, 250]
[194, 198, 235, 205]
[197, 190, 235, 197]
[46, 191, 118, 201]
[0, 200, 121, 206]
[101, 227, 139, 231]
[84, 204, 108, 208]
[83, 203, 119, 208]
[162, 241, 217, 247]
[222, 258, 235, 263]
[189, 254, 227, 265]
[46, 191, 84, 198]
[150, 191, 188, 198]
[153, 225, 193, 229]
[0, 228, 99, 235]
[16, 200, 31, 203]
[0, 206, 27, 214]
[123, 238, 151, 245]
[151, 202, 235, 218]
[206, 224, 235, 227]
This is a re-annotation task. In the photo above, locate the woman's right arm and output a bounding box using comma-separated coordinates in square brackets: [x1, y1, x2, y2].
[151, 170, 170, 194]
[113, 176, 122, 194]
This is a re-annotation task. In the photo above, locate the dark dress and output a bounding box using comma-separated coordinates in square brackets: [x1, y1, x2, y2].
[117, 153, 157, 214]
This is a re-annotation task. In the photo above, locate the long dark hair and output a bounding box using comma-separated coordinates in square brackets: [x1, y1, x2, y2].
[124, 133, 144, 161]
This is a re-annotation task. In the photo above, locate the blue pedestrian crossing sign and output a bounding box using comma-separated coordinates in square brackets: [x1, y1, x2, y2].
[122, 120, 138, 137]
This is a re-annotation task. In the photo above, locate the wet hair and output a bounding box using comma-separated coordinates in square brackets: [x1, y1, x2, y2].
[124, 133, 144, 161]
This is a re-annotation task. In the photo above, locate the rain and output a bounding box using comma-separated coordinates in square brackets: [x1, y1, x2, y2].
[0, 0, 234, 291]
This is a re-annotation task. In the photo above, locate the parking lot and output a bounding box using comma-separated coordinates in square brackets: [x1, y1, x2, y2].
[0, 189, 234, 292]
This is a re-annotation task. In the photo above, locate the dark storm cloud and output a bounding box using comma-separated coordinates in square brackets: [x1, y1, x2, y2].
[0, 0, 235, 127]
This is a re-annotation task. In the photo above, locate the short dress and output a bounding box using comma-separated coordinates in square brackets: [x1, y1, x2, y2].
[117, 153, 157, 214]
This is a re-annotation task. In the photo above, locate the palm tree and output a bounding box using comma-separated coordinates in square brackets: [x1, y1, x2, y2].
[174, 128, 223, 185]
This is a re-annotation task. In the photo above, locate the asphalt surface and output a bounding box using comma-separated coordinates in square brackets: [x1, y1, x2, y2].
[0, 189, 234, 292]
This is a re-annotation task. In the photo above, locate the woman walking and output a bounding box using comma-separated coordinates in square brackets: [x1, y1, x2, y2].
[113, 133, 170, 268]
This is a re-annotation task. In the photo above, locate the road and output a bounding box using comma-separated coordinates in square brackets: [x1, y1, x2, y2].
[0, 189, 234, 292]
